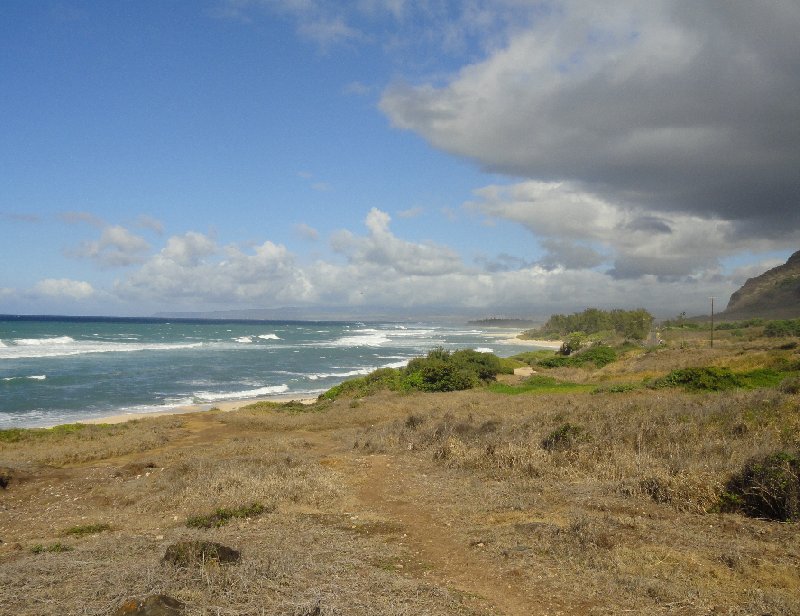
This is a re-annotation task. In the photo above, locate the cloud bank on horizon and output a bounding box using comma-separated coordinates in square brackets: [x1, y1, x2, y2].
[1, 1, 798, 318]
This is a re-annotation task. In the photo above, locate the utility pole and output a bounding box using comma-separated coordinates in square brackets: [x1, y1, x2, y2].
[710, 297, 715, 348]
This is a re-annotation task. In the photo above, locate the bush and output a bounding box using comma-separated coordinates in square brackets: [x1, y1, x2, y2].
[541, 423, 586, 451]
[649, 367, 742, 391]
[402, 348, 502, 393]
[186, 502, 268, 529]
[779, 376, 800, 394]
[764, 319, 800, 338]
[721, 451, 800, 521]
[538, 344, 617, 369]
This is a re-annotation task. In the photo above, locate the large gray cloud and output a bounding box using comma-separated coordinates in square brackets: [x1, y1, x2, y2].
[380, 1, 800, 236]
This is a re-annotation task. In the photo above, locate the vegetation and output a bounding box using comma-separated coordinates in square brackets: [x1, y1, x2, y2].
[764, 318, 800, 337]
[62, 523, 111, 538]
[321, 348, 505, 400]
[186, 503, 268, 529]
[488, 375, 592, 395]
[648, 367, 786, 391]
[538, 344, 617, 368]
[721, 451, 800, 521]
[31, 542, 72, 554]
[520, 307, 653, 341]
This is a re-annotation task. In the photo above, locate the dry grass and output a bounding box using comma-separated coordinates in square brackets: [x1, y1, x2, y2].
[1, 336, 799, 614]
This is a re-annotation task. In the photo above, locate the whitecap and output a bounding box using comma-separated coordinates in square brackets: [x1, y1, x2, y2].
[328, 331, 390, 347]
[194, 384, 289, 402]
[233, 336, 253, 343]
[474, 347, 494, 354]
[0, 340, 204, 360]
[307, 368, 372, 381]
[257, 334, 280, 340]
[14, 336, 75, 346]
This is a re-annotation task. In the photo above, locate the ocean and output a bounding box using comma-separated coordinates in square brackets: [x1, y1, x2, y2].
[0, 316, 541, 428]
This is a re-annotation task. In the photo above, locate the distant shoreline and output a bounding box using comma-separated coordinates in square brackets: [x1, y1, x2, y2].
[81, 395, 317, 426]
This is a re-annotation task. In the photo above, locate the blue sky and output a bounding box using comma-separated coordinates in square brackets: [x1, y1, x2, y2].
[2, 1, 798, 318]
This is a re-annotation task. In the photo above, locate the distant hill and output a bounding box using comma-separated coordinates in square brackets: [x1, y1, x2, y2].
[722, 250, 800, 319]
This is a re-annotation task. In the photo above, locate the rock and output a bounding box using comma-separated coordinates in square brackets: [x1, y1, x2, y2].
[113, 594, 183, 615]
[162, 541, 240, 567]
[0, 467, 12, 489]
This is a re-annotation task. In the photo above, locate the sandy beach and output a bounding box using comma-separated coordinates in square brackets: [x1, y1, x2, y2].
[83, 395, 317, 425]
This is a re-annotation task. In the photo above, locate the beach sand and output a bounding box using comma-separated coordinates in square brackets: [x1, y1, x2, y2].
[83, 395, 317, 425]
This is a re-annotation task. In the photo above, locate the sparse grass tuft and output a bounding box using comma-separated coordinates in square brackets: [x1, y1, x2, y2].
[62, 523, 111, 538]
[31, 542, 72, 554]
[186, 502, 269, 529]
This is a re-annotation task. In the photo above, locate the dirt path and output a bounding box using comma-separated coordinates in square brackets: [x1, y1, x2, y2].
[320, 446, 568, 616]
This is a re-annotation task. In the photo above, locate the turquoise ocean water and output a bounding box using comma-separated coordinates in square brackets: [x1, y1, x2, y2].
[0, 316, 539, 428]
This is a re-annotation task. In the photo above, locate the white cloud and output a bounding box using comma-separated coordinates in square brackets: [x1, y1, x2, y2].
[34, 278, 95, 300]
[468, 180, 798, 279]
[137, 215, 164, 235]
[70, 225, 151, 267]
[162, 231, 217, 267]
[294, 222, 319, 240]
[397, 206, 422, 219]
[330, 208, 464, 276]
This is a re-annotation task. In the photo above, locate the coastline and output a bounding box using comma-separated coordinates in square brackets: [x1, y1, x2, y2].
[81, 395, 317, 426]
[41, 329, 557, 428]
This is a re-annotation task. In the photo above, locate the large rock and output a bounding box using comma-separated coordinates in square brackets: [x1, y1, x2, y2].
[162, 541, 240, 567]
[113, 594, 183, 615]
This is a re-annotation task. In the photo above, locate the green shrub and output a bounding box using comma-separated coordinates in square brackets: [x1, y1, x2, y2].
[592, 382, 639, 394]
[319, 368, 402, 401]
[538, 344, 617, 369]
[511, 350, 558, 365]
[721, 451, 800, 521]
[649, 367, 743, 391]
[402, 348, 501, 393]
[31, 542, 72, 554]
[186, 502, 268, 529]
[764, 319, 800, 338]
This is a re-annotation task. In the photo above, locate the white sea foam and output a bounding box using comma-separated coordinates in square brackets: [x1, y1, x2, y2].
[0, 340, 205, 360]
[474, 347, 494, 354]
[0, 340, 7, 347]
[233, 336, 253, 343]
[307, 368, 372, 381]
[194, 384, 289, 402]
[382, 359, 410, 369]
[2, 375, 47, 382]
[14, 336, 75, 346]
[257, 334, 280, 340]
[328, 330, 390, 347]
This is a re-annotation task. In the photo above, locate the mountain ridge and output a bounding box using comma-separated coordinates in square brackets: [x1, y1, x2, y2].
[722, 250, 800, 319]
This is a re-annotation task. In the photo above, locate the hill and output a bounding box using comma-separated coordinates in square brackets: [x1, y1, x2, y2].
[722, 250, 800, 319]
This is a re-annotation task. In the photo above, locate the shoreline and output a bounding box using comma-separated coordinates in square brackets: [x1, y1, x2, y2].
[81, 395, 318, 426]
[41, 330, 557, 428]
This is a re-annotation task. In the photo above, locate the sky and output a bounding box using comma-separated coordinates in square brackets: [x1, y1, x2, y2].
[1, 0, 798, 319]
